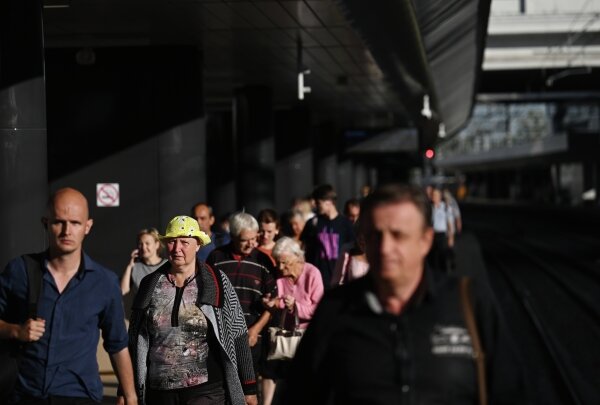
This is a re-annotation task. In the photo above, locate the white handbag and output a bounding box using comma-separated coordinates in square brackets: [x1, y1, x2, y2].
[266, 309, 304, 361]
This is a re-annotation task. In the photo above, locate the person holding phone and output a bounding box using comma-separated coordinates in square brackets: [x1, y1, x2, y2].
[120, 228, 166, 296]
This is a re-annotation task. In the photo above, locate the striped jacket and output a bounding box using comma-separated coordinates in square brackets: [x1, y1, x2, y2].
[128, 262, 256, 405]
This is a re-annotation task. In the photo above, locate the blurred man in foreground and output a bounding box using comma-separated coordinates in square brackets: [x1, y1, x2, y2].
[286, 183, 526, 404]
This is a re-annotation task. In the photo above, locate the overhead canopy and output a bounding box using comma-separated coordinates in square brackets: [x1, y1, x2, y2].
[42, 0, 490, 148]
[337, 0, 491, 147]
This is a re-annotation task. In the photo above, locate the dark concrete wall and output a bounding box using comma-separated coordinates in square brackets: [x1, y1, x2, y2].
[44, 46, 206, 275]
[0, 0, 48, 268]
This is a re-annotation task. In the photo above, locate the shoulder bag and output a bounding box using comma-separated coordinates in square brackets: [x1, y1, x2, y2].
[266, 307, 305, 361]
[459, 277, 488, 405]
[0, 253, 44, 398]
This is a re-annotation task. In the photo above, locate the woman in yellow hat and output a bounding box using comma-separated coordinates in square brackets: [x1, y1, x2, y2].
[126, 216, 258, 405]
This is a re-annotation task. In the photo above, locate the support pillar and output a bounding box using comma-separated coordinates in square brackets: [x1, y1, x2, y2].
[353, 163, 369, 197]
[274, 105, 312, 212]
[233, 86, 275, 215]
[158, 118, 207, 227]
[155, 49, 206, 227]
[595, 162, 600, 206]
[0, 0, 47, 266]
[316, 154, 338, 189]
[582, 162, 595, 206]
[587, 161, 600, 207]
[336, 159, 353, 206]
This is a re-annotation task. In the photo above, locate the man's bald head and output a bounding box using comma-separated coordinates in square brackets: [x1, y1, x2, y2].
[43, 188, 93, 257]
[46, 188, 90, 220]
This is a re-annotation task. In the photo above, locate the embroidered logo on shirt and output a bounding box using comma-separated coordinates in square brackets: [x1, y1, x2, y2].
[430, 325, 473, 357]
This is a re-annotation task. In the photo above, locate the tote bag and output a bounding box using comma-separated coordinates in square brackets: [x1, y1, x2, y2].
[267, 309, 304, 361]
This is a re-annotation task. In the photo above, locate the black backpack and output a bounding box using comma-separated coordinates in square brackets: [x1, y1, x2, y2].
[0, 253, 44, 399]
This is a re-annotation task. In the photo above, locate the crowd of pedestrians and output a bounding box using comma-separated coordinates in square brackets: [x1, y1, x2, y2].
[0, 182, 528, 405]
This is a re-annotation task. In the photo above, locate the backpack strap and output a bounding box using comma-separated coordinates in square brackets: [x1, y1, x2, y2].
[22, 253, 44, 319]
[459, 277, 488, 405]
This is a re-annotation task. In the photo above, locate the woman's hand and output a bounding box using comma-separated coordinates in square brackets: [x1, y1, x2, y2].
[121, 249, 140, 296]
[283, 295, 295, 312]
[129, 248, 139, 266]
[262, 293, 279, 309]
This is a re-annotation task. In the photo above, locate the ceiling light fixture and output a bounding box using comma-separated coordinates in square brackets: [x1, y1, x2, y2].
[438, 123, 446, 138]
[421, 94, 432, 119]
[297, 36, 311, 101]
[545, 66, 592, 87]
[298, 69, 311, 100]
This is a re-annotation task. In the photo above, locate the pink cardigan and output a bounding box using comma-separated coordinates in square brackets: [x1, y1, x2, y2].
[277, 262, 324, 329]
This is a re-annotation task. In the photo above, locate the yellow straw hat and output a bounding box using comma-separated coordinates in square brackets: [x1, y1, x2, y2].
[161, 215, 211, 246]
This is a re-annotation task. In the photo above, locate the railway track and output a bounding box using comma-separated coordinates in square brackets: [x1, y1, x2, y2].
[462, 204, 600, 404]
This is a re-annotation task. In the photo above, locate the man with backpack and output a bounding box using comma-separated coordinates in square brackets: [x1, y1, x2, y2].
[0, 188, 137, 404]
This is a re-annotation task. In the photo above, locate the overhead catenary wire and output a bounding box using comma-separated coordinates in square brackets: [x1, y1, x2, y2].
[541, 0, 598, 68]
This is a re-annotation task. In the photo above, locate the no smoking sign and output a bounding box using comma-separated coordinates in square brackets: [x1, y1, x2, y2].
[96, 183, 120, 207]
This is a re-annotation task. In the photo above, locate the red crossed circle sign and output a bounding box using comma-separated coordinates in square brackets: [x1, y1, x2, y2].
[96, 183, 120, 207]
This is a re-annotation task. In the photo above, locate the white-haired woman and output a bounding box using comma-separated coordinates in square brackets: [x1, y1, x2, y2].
[261, 237, 324, 405]
[266, 237, 324, 328]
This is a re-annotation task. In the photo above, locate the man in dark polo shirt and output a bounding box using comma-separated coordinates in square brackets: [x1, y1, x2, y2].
[206, 212, 276, 376]
[286, 184, 526, 405]
[0, 188, 137, 404]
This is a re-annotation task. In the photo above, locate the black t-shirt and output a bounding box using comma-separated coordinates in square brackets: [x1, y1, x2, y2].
[300, 214, 355, 288]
